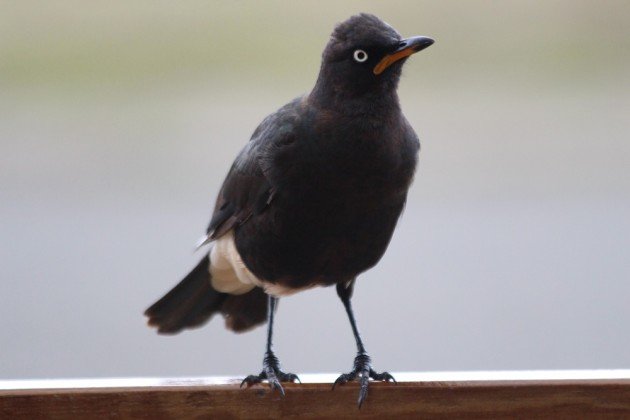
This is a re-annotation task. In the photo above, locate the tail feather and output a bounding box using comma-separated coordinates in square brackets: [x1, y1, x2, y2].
[145, 253, 268, 334]
[145, 255, 226, 334]
[221, 287, 268, 333]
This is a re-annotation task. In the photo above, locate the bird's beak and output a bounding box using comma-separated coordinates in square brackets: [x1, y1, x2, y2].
[373, 36, 434, 75]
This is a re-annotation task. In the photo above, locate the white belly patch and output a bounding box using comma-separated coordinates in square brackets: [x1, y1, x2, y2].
[208, 231, 316, 297]
[209, 231, 260, 295]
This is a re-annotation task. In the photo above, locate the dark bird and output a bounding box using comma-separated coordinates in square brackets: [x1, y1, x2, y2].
[145, 13, 434, 407]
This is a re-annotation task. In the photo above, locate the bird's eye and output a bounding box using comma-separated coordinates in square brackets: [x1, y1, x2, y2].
[353, 49, 368, 63]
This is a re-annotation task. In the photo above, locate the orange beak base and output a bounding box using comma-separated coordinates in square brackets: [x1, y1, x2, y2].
[373, 36, 434, 75]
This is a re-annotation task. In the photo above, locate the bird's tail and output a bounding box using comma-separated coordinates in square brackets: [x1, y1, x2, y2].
[144, 253, 268, 334]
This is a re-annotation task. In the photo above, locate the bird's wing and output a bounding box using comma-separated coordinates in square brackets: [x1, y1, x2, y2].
[205, 143, 273, 240]
[203, 99, 301, 242]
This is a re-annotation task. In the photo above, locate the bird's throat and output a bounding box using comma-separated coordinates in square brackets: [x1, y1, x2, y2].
[309, 76, 401, 117]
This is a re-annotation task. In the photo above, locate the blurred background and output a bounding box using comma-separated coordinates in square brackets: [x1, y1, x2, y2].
[1, 1, 629, 380]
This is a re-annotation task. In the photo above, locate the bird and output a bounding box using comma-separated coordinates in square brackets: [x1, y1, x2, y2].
[145, 13, 434, 408]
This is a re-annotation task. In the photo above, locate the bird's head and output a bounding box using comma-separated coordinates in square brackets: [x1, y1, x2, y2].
[311, 14, 434, 109]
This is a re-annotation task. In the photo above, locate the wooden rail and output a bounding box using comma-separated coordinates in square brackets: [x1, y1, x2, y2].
[2, 371, 630, 419]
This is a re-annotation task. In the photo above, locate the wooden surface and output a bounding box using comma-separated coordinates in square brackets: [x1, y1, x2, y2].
[2, 371, 630, 419]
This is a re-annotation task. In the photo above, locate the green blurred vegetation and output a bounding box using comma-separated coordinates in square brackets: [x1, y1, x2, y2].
[2, 1, 629, 95]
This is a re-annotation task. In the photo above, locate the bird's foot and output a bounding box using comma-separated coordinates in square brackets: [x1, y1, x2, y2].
[332, 352, 396, 408]
[240, 351, 300, 396]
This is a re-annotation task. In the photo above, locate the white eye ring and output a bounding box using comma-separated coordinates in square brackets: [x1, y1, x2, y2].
[353, 49, 368, 63]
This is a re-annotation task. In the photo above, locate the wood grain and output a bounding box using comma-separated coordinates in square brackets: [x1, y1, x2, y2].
[2, 374, 630, 419]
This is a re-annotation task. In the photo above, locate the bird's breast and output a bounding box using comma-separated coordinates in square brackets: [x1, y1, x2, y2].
[234, 112, 418, 289]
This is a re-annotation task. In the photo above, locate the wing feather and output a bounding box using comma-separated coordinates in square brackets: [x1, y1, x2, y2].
[205, 98, 302, 240]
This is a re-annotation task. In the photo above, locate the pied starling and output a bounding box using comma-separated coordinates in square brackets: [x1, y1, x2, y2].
[145, 13, 434, 407]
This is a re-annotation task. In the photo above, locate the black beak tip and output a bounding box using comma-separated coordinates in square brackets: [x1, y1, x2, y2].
[399, 36, 435, 53]
[422, 37, 435, 48]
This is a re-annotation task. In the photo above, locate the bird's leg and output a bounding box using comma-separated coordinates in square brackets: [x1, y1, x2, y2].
[332, 280, 396, 408]
[240, 295, 299, 395]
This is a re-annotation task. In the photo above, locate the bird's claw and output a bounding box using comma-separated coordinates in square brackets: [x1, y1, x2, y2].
[282, 372, 301, 383]
[240, 374, 263, 388]
[369, 368, 396, 383]
[240, 351, 299, 396]
[332, 352, 396, 408]
[332, 372, 356, 389]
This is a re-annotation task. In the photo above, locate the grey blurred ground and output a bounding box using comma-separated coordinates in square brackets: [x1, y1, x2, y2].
[1, 1, 629, 379]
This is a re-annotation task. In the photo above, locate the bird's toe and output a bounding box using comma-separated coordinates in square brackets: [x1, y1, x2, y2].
[332, 352, 396, 407]
[369, 369, 396, 383]
[266, 373, 286, 396]
[332, 372, 356, 390]
[278, 372, 301, 383]
[240, 373, 264, 388]
[358, 371, 370, 408]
